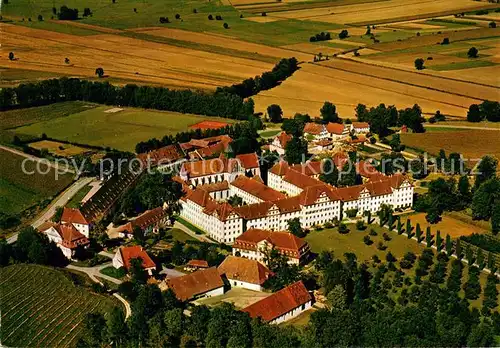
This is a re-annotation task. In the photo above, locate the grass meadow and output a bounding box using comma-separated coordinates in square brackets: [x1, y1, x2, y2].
[0, 149, 74, 215]
[0, 264, 120, 347]
[11, 103, 236, 152]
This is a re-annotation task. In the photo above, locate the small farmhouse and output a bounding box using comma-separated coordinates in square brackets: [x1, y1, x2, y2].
[217, 255, 272, 291]
[113, 245, 156, 275]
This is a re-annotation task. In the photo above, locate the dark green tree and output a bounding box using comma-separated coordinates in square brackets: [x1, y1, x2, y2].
[267, 104, 283, 123]
[284, 136, 307, 165]
[320, 101, 340, 123]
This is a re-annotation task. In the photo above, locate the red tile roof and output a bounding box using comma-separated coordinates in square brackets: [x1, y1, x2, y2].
[303, 123, 325, 135]
[290, 161, 323, 177]
[136, 144, 184, 166]
[234, 196, 302, 220]
[269, 161, 290, 176]
[187, 259, 209, 268]
[283, 168, 321, 189]
[61, 207, 89, 225]
[231, 176, 286, 202]
[234, 228, 307, 259]
[57, 223, 90, 249]
[181, 155, 239, 178]
[275, 132, 292, 148]
[166, 267, 224, 301]
[180, 135, 232, 152]
[298, 183, 341, 205]
[236, 153, 259, 169]
[132, 207, 165, 229]
[218, 256, 272, 285]
[326, 122, 345, 135]
[119, 246, 156, 270]
[188, 120, 230, 130]
[203, 202, 238, 222]
[198, 180, 229, 193]
[242, 281, 311, 322]
[352, 122, 370, 129]
[356, 160, 384, 179]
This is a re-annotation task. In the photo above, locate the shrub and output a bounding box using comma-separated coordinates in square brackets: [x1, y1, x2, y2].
[383, 233, 391, 241]
[262, 12, 267, 16]
[363, 235, 373, 245]
[356, 220, 366, 231]
[441, 37, 450, 45]
[175, 14, 181, 20]
[369, 229, 378, 236]
[414, 58, 425, 70]
[338, 223, 349, 234]
[338, 29, 349, 39]
[208, 14, 213, 20]
[467, 47, 478, 58]
[377, 241, 387, 250]
[223, 22, 229, 29]
[489, 21, 496, 28]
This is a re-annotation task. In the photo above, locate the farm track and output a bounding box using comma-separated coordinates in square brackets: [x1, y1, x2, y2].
[316, 58, 498, 102]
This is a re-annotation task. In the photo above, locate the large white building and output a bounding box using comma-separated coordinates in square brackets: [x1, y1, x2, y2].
[41, 222, 90, 260]
[178, 156, 413, 244]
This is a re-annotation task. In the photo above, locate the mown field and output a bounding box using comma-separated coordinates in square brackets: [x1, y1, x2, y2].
[401, 129, 500, 166]
[0, 149, 74, 215]
[1, 22, 273, 90]
[0, 264, 120, 347]
[6, 102, 236, 152]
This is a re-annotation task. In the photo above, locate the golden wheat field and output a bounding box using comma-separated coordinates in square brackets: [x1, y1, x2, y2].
[0, 23, 273, 90]
[268, 0, 498, 25]
[253, 61, 486, 118]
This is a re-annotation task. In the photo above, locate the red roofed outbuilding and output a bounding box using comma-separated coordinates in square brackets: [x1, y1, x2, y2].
[218, 255, 273, 291]
[242, 281, 312, 324]
[163, 267, 225, 301]
[61, 207, 90, 237]
[113, 246, 156, 275]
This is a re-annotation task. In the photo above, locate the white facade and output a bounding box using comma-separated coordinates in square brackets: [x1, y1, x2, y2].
[269, 300, 312, 325]
[195, 286, 225, 299]
[229, 183, 264, 205]
[44, 227, 73, 259]
[64, 222, 89, 238]
[227, 278, 263, 292]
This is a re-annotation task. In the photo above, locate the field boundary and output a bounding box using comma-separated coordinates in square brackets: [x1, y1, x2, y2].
[312, 58, 485, 107]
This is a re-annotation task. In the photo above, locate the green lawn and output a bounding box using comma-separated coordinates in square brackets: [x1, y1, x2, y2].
[259, 129, 281, 138]
[305, 223, 425, 262]
[168, 228, 197, 242]
[0, 149, 74, 215]
[13, 104, 236, 152]
[100, 266, 127, 279]
[66, 183, 93, 208]
[428, 59, 497, 71]
[176, 216, 205, 235]
[0, 264, 120, 347]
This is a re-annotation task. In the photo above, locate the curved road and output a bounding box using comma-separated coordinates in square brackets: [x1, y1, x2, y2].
[66, 261, 131, 319]
[7, 177, 94, 244]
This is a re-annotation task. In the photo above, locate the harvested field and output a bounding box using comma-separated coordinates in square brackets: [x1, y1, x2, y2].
[372, 27, 499, 52]
[401, 130, 500, 165]
[366, 51, 473, 68]
[400, 213, 488, 238]
[14, 105, 237, 152]
[0, 264, 119, 348]
[0, 23, 273, 90]
[439, 64, 500, 86]
[242, 16, 285, 23]
[322, 59, 500, 100]
[28, 140, 96, 157]
[281, 43, 345, 55]
[126, 27, 311, 61]
[253, 61, 485, 118]
[269, 0, 498, 25]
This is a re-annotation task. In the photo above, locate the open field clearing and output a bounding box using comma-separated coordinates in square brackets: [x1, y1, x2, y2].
[126, 27, 312, 61]
[319, 59, 499, 100]
[401, 130, 500, 164]
[305, 224, 425, 262]
[14, 105, 237, 152]
[372, 27, 499, 52]
[253, 62, 483, 118]
[1, 23, 273, 90]
[267, 0, 498, 25]
[400, 213, 489, 238]
[0, 264, 119, 347]
[194, 287, 271, 309]
[0, 149, 74, 215]
[28, 140, 96, 157]
[438, 64, 500, 85]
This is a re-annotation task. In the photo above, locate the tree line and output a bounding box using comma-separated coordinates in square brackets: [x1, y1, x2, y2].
[0, 78, 254, 120]
[356, 103, 425, 136]
[215, 58, 299, 99]
[135, 119, 261, 154]
[467, 100, 500, 123]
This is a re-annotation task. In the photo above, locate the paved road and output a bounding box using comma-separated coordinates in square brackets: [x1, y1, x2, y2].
[66, 262, 131, 318]
[7, 177, 94, 244]
[173, 221, 213, 243]
[0, 145, 75, 173]
[366, 142, 419, 160]
[160, 266, 186, 278]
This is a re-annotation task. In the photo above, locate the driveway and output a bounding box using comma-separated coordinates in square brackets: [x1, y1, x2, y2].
[7, 177, 94, 244]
